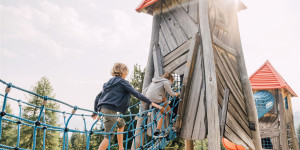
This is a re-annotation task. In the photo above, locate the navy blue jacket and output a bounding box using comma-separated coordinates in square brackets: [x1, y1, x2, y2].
[94, 77, 152, 114]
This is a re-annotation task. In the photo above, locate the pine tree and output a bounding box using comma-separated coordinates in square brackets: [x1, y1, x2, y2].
[0, 102, 17, 147]
[20, 76, 60, 150]
[129, 64, 145, 114]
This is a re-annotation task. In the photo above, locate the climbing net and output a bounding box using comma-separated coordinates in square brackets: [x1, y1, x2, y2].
[0, 77, 181, 150]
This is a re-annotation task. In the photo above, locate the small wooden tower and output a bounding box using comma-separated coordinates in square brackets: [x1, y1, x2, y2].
[250, 60, 299, 150]
[134, 0, 262, 149]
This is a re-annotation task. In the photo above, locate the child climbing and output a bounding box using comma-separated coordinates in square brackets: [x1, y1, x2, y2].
[143, 73, 180, 138]
[92, 63, 162, 150]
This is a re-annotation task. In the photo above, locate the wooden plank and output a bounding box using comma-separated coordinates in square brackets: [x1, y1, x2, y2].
[198, 0, 220, 148]
[159, 30, 171, 56]
[171, 0, 199, 38]
[160, 15, 178, 50]
[214, 50, 247, 114]
[219, 48, 242, 90]
[216, 74, 251, 135]
[163, 53, 188, 73]
[153, 45, 164, 77]
[215, 46, 242, 94]
[260, 128, 280, 138]
[277, 89, 288, 150]
[176, 34, 200, 133]
[192, 78, 206, 140]
[214, 47, 244, 104]
[176, 0, 189, 12]
[161, 2, 188, 46]
[226, 112, 255, 149]
[220, 87, 230, 138]
[173, 62, 186, 75]
[188, 0, 198, 23]
[224, 125, 249, 149]
[213, 35, 237, 56]
[225, 52, 239, 75]
[132, 4, 162, 149]
[163, 39, 191, 66]
[185, 140, 194, 150]
[180, 40, 204, 139]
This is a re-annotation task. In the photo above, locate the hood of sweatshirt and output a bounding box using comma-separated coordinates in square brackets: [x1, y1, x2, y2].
[103, 77, 123, 91]
[152, 77, 169, 83]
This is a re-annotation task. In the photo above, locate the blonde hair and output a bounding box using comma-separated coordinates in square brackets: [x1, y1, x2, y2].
[162, 72, 174, 81]
[111, 63, 129, 77]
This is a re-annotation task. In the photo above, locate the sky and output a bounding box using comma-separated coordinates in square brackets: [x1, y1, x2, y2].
[0, 0, 299, 129]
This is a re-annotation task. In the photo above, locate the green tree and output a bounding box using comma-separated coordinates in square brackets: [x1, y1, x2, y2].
[20, 76, 60, 150]
[0, 102, 17, 147]
[69, 130, 85, 150]
[129, 64, 145, 114]
[88, 126, 102, 150]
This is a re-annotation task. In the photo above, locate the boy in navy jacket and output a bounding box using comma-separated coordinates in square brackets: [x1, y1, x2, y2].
[93, 63, 161, 150]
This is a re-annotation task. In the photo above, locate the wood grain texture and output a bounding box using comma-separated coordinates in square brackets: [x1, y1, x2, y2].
[199, 0, 220, 148]
[214, 47, 247, 114]
[213, 35, 237, 56]
[220, 87, 230, 138]
[180, 44, 204, 139]
[277, 89, 288, 150]
[162, 1, 188, 46]
[188, 0, 199, 23]
[163, 53, 188, 73]
[153, 45, 164, 77]
[163, 39, 191, 66]
[217, 73, 250, 134]
[160, 15, 178, 50]
[176, 34, 200, 133]
[159, 30, 171, 56]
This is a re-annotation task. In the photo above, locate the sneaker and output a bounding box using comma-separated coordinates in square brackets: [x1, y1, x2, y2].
[154, 129, 160, 137]
[154, 129, 167, 138]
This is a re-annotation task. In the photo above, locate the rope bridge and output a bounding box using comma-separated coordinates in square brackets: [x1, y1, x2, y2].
[0, 78, 181, 150]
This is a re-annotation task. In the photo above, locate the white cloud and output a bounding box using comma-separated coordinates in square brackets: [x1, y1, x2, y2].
[0, 48, 17, 58]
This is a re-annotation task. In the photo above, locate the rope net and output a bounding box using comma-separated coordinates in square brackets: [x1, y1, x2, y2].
[0, 76, 181, 150]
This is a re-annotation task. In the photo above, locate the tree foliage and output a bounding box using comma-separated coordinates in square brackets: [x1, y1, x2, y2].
[20, 76, 60, 150]
[0, 102, 17, 146]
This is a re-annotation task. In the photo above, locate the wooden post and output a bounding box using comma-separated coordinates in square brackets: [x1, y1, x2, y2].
[233, 12, 262, 150]
[185, 140, 194, 150]
[131, 3, 162, 149]
[220, 87, 230, 139]
[198, 0, 220, 149]
[277, 89, 288, 149]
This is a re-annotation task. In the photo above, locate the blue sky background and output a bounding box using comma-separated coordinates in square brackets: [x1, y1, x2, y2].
[1, 0, 299, 129]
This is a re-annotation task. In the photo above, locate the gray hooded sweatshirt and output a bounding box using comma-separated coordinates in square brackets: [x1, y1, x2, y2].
[143, 77, 177, 103]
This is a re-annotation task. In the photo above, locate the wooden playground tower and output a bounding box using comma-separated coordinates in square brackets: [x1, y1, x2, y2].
[250, 61, 299, 150]
[134, 0, 262, 149]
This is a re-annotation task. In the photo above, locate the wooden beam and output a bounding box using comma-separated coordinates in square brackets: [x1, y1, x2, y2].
[164, 53, 188, 73]
[132, 3, 162, 149]
[163, 39, 191, 66]
[159, 30, 171, 56]
[233, 11, 262, 150]
[198, 0, 220, 149]
[220, 87, 230, 138]
[277, 89, 288, 149]
[185, 140, 194, 150]
[213, 35, 237, 56]
[153, 45, 164, 77]
[176, 33, 200, 132]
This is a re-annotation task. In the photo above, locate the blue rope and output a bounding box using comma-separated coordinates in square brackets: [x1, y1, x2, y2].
[0, 78, 181, 150]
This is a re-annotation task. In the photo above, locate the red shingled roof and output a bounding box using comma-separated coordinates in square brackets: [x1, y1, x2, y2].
[136, 0, 159, 12]
[249, 60, 297, 97]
